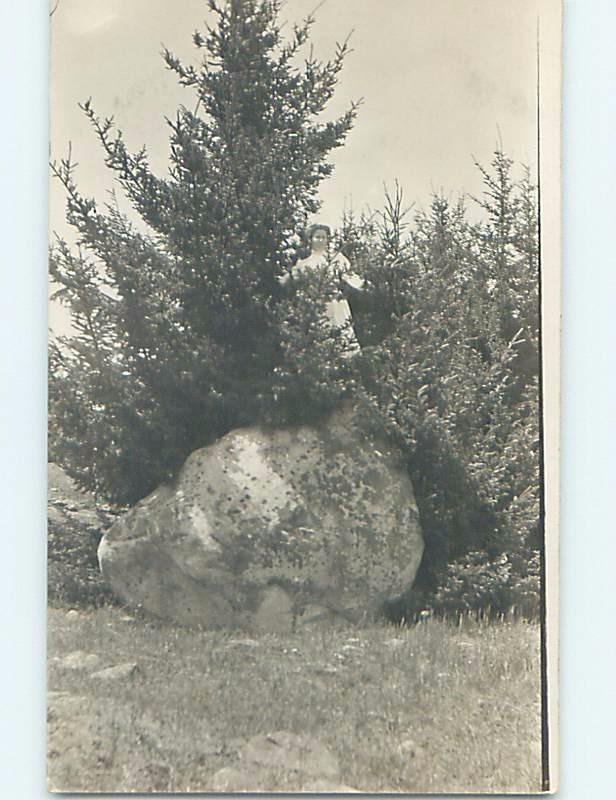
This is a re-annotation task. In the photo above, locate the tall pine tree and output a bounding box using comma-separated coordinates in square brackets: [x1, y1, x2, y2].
[50, 0, 357, 504]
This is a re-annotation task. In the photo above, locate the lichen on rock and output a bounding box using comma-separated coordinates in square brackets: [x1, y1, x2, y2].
[98, 403, 423, 630]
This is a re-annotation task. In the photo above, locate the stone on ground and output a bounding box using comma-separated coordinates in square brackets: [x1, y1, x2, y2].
[210, 731, 343, 792]
[242, 731, 340, 779]
[53, 651, 102, 671]
[210, 765, 264, 792]
[90, 662, 139, 681]
[98, 403, 423, 630]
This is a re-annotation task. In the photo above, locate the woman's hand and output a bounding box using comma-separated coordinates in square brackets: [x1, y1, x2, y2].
[343, 272, 364, 291]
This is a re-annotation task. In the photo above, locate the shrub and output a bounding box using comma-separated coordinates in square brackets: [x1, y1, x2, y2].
[48, 516, 116, 608]
[344, 154, 541, 614]
[432, 551, 541, 619]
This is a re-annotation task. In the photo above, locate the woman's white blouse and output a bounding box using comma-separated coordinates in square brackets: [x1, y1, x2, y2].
[290, 251, 363, 352]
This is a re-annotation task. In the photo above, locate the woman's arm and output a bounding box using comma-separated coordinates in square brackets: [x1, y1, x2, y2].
[343, 271, 364, 290]
[332, 251, 364, 290]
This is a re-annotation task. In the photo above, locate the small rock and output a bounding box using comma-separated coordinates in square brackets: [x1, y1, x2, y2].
[66, 609, 80, 620]
[210, 760, 356, 792]
[90, 662, 138, 681]
[242, 731, 339, 779]
[308, 664, 342, 676]
[47, 690, 70, 702]
[340, 644, 362, 653]
[141, 761, 172, 792]
[397, 738, 426, 760]
[226, 638, 261, 648]
[384, 638, 405, 648]
[210, 765, 262, 792]
[54, 651, 101, 671]
[47, 693, 85, 722]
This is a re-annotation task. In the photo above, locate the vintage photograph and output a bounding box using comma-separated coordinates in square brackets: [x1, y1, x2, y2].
[47, 0, 560, 793]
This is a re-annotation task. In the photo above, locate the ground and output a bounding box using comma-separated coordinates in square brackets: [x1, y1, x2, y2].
[47, 606, 542, 793]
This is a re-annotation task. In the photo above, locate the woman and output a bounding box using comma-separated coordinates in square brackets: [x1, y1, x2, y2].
[281, 224, 363, 355]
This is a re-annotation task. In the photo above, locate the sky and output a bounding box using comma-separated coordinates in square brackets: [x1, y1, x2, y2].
[49, 0, 542, 332]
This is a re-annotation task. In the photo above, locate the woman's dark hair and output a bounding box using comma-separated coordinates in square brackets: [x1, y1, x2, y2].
[300, 224, 331, 258]
[305, 223, 331, 244]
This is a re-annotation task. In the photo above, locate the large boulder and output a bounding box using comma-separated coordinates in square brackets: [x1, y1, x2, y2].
[98, 404, 423, 630]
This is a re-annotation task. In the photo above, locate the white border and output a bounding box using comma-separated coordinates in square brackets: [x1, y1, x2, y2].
[560, 0, 616, 798]
[2, 1, 616, 798]
[0, 1, 48, 797]
[539, 1, 562, 791]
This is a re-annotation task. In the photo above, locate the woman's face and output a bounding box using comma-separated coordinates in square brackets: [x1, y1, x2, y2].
[311, 229, 328, 253]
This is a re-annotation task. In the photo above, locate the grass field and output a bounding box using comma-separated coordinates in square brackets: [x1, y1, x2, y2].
[48, 606, 542, 793]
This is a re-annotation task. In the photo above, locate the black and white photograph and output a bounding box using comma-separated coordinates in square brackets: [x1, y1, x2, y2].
[47, 0, 560, 793]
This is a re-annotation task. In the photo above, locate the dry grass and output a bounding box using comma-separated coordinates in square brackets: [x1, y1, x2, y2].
[48, 606, 542, 793]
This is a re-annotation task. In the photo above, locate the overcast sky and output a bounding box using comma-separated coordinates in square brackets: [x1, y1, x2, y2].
[49, 0, 541, 331]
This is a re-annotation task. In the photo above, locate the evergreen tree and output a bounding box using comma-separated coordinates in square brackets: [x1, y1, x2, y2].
[50, 0, 357, 504]
[343, 151, 540, 609]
